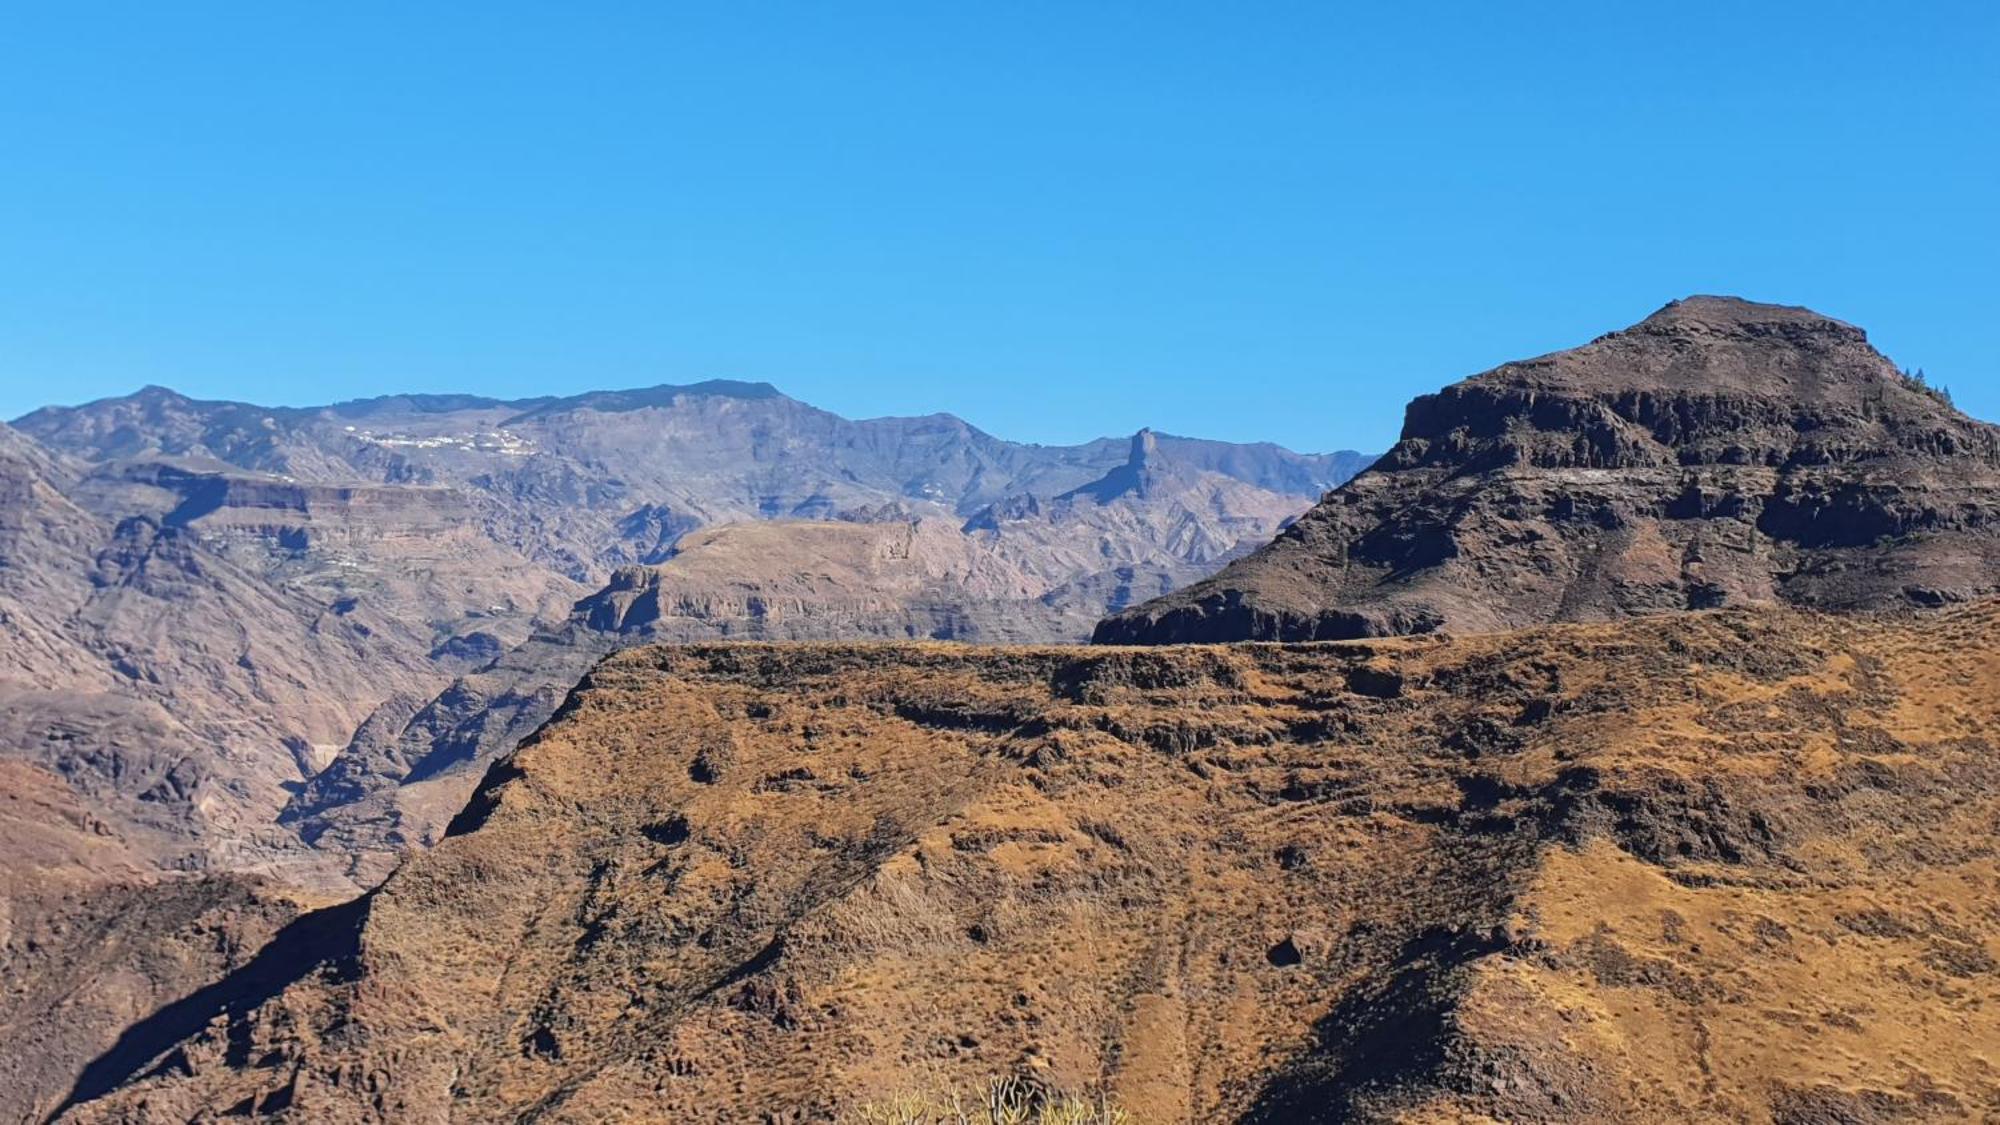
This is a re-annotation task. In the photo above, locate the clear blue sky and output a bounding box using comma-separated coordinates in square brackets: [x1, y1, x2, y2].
[1, 3, 1994, 453]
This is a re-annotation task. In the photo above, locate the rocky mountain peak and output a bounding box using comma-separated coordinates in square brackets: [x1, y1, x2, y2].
[1053, 428, 1178, 504]
[1096, 298, 2000, 644]
[1464, 294, 1886, 399]
[1381, 295, 1990, 477]
[1636, 293, 1866, 336]
[128, 384, 198, 406]
[1129, 426, 1160, 466]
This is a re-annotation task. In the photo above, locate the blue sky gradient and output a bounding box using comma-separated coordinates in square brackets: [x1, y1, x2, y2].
[1, 3, 1993, 452]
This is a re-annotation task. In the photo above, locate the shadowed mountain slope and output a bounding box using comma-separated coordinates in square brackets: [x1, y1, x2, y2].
[1096, 296, 2000, 644]
[0, 430, 369, 1121]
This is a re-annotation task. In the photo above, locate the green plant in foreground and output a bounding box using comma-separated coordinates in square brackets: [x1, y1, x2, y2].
[843, 1075, 1130, 1125]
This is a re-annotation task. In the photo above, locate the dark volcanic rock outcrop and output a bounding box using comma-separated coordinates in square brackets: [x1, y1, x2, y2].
[1096, 296, 2000, 644]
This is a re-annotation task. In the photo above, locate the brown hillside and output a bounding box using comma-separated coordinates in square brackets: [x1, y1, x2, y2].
[60, 599, 2000, 1122]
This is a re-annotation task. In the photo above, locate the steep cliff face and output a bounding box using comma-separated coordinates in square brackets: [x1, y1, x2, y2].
[576, 519, 1074, 640]
[1096, 297, 2000, 644]
[72, 457, 582, 665]
[60, 601, 2000, 1123]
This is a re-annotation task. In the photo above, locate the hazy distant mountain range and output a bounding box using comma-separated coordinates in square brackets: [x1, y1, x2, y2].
[15, 381, 1370, 580]
[0, 379, 1369, 878]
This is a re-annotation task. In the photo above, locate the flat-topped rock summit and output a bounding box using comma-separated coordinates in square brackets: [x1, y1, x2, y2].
[1096, 296, 2000, 644]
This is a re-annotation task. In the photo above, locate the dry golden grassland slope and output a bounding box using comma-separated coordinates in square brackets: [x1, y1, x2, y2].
[62, 601, 2000, 1123]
